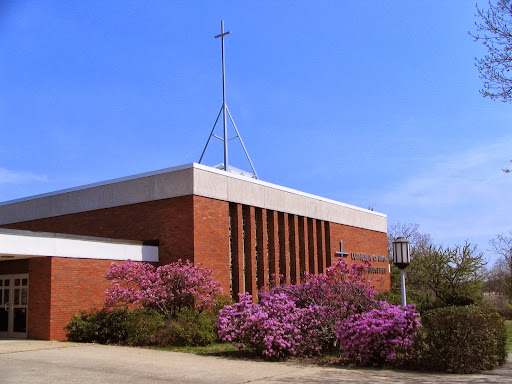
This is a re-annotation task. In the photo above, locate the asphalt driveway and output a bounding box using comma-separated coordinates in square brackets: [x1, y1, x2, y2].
[1, 339, 511, 383]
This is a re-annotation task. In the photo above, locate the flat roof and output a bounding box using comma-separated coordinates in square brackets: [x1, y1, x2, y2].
[0, 163, 387, 233]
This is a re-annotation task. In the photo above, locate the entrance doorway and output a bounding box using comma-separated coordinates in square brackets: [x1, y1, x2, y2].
[0, 274, 28, 338]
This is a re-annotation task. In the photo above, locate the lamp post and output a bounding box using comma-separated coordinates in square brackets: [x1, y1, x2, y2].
[392, 237, 411, 308]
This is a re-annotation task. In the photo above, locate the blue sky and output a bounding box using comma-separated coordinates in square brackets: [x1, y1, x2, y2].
[1, 1, 511, 261]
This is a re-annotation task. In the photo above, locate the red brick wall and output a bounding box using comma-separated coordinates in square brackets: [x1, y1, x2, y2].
[225, 204, 389, 300]
[1, 196, 195, 266]
[0, 257, 114, 341]
[49, 257, 113, 340]
[0, 196, 197, 340]
[329, 222, 390, 292]
[192, 196, 231, 292]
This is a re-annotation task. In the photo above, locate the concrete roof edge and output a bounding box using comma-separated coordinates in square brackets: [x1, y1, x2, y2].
[0, 163, 195, 207]
[191, 163, 387, 219]
[0, 162, 386, 222]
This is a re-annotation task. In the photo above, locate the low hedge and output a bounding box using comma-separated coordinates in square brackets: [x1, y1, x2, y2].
[65, 308, 132, 344]
[66, 307, 217, 347]
[415, 305, 507, 373]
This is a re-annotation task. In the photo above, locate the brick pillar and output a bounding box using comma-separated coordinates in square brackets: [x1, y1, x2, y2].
[308, 218, 318, 275]
[256, 208, 269, 290]
[28, 257, 51, 340]
[298, 216, 308, 278]
[289, 215, 301, 284]
[278, 212, 290, 286]
[267, 210, 280, 286]
[325, 221, 332, 268]
[317, 220, 326, 274]
[230, 203, 245, 300]
[244, 206, 258, 299]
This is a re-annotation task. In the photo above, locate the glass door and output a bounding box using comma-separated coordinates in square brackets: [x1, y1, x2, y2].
[0, 274, 28, 338]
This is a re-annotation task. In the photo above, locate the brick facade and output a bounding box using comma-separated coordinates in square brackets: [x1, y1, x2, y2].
[1, 193, 390, 340]
[330, 222, 390, 291]
[0, 257, 112, 340]
[2, 195, 195, 266]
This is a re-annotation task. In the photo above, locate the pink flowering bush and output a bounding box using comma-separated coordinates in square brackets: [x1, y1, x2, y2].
[335, 301, 421, 366]
[276, 260, 378, 352]
[218, 259, 421, 362]
[104, 259, 222, 319]
[217, 292, 323, 359]
[218, 260, 390, 359]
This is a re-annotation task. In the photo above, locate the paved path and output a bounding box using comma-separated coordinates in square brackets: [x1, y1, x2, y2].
[1, 339, 511, 383]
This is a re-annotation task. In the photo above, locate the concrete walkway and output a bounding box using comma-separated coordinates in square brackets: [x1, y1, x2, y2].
[1, 339, 511, 383]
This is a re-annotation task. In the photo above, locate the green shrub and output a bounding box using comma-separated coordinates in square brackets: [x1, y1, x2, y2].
[416, 305, 507, 373]
[486, 300, 512, 320]
[66, 308, 130, 344]
[156, 308, 218, 347]
[500, 303, 512, 320]
[66, 307, 217, 347]
[125, 308, 167, 346]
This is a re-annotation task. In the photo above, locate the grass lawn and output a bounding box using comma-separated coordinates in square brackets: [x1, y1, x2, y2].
[506, 320, 512, 353]
[155, 342, 246, 357]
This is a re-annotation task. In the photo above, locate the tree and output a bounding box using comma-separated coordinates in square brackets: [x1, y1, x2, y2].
[489, 230, 512, 298]
[484, 258, 511, 297]
[387, 223, 487, 308]
[472, 0, 512, 102]
[407, 242, 486, 306]
[471, 1, 512, 172]
[387, 222, 432, 255]
[387, 222, 432, 295]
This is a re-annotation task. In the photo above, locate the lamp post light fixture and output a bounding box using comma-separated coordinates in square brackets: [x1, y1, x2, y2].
[392, 236, 411, 308]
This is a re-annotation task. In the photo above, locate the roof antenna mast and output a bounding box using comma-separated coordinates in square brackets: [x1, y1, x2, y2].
[199, 20, 258, 179]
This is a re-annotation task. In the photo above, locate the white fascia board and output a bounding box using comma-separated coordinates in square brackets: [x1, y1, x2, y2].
[0, 233, 158, 262]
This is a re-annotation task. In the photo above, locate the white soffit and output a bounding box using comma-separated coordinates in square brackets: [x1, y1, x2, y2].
[0, 229, 158, 262]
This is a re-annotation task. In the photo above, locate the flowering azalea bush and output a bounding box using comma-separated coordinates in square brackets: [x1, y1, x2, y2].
[335, 301, 421, 366]
[276, 260, 378, 352]
[217, 292, 323, 359]
[217, 259, 421, 362]
[104, 259, 222, 319]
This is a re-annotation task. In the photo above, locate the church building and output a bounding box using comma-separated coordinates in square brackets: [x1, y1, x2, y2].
[0, 162, 389, 340]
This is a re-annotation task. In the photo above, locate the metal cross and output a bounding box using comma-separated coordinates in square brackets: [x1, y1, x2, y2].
[335, 240, 349, 258]
[216, 21, 230, 172]
[198, 21, 259, 179]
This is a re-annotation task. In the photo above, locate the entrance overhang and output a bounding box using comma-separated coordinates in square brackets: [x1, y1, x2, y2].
[0, 229, 158, 262]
